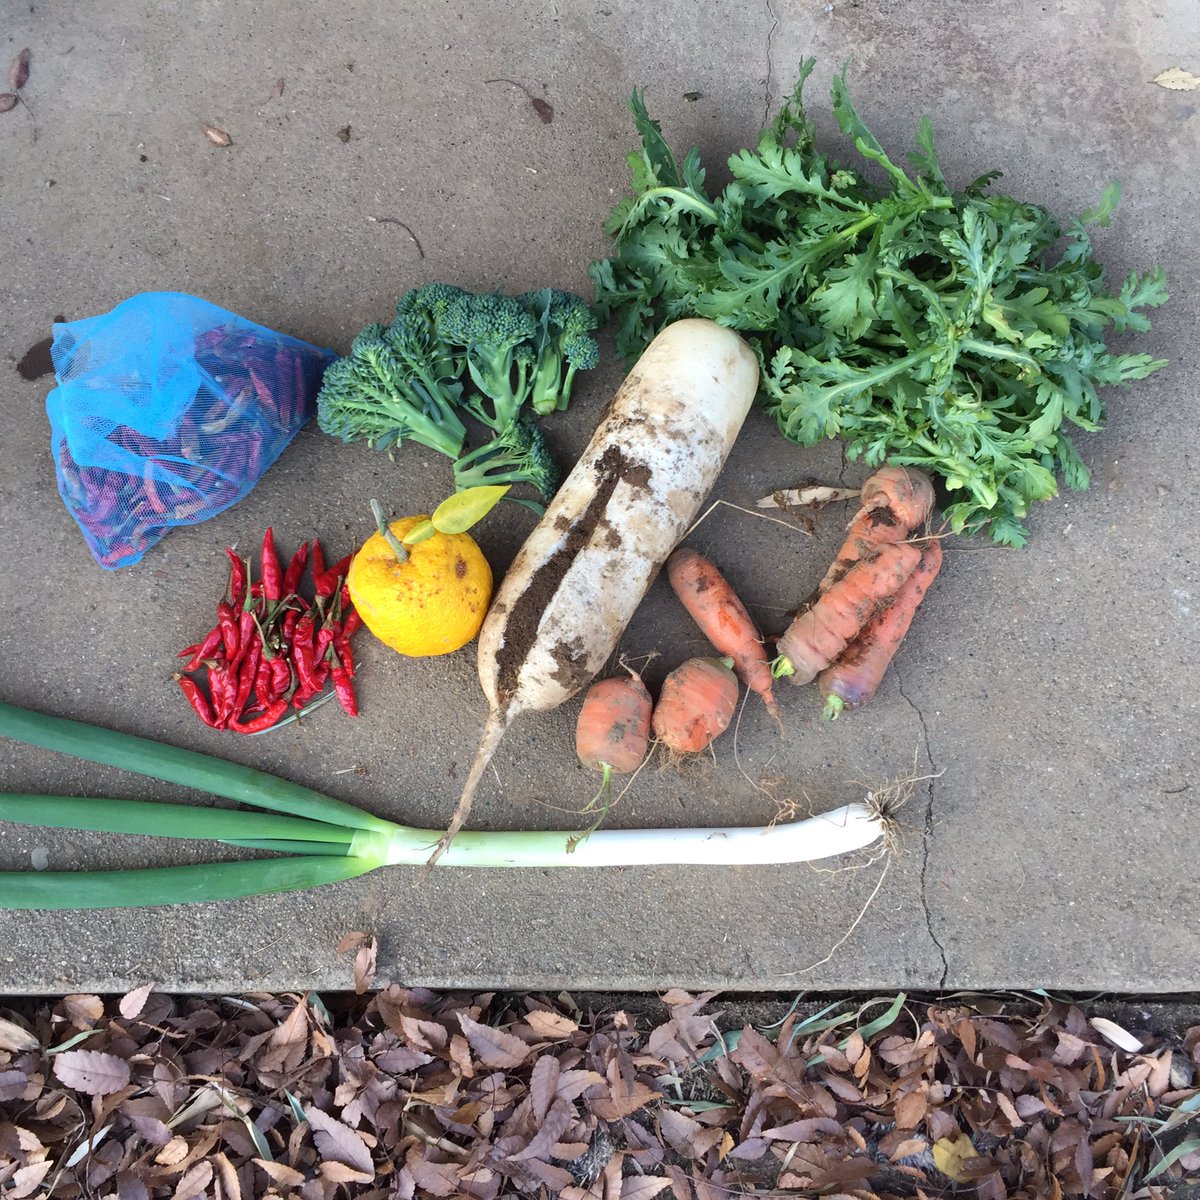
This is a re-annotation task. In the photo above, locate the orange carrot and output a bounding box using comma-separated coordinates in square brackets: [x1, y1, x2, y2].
[820, 537, 943, 718]
[817, 466, 935, 595]
[576, 673, 653, 780]
[666, 547, 779, 721]
[651, 656, 739, 754]
[775, 541, 921, 685]
[573, 670, 654, 835]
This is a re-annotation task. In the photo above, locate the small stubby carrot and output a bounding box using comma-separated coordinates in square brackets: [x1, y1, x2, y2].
[817, 466, 935, 596]
[651, 656, 739, 755]
[666, 546, 779, 722]
[820, 537, 943, 718]
[575, 671, 653, 796]
[775, 541, 921, 686]
[572, 670, 653, 847]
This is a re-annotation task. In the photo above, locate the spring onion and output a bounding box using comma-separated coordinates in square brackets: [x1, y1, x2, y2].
[0, 701, 888, 909]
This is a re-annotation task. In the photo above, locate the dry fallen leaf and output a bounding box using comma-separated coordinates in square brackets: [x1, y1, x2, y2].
[458, 1013, 530, 1068]
[1090, 1017, 1144, 1053]
[531, 97, 554, 123]
[0, 93, 16, 114]
[305, 1105, 375, 1176]
[525, 1009, 578, 1039]
[10, 49, 30, 91]
[52, 1049, 131, 1096]
[271, 78, 285, 98]
[119, 983, 154, 1021]
[156, 1135, 190, 1166]
[62, 994, 104, 1029]
[337, 931, 378, 993]
[201, 123, 232, 147]
[0, 1016, 38, 1051]
[1152, 67, 1200, 90]
[933, 1133, 978, 1183]
[337, 124, 352, 143]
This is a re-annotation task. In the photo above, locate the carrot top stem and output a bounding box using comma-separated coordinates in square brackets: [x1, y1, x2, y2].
[568, 762, 615, 854]
[823, 694, 846, 720]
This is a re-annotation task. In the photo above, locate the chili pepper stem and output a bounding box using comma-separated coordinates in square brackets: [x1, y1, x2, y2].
[370, 499, 409, 564]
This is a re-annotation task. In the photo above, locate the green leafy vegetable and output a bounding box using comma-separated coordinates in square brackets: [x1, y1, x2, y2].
[590, 62, 1168, 545]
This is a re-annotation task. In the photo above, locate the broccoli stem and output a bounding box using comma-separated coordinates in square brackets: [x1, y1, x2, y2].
[355, 377, 466, 458]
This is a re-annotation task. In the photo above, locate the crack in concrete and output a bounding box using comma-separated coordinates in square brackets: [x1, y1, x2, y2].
[896, 667, 948, 987]
[762, 0, 780, 128]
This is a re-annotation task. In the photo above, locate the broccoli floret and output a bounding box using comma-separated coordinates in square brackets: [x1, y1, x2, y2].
[517, 288, 602, 414]
[440, 292, 541, 430]
[394, 282, 469, 325]
[316, 325, 466, 459]
[452, 412, 561, 502]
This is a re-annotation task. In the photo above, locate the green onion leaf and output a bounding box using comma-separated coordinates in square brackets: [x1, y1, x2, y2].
[0, 855, 375, 911]
[0, 702, 394, 833]
[0, 794, 357, 846]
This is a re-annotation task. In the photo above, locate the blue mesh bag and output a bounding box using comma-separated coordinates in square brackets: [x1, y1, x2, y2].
[46, 292, 336, 568]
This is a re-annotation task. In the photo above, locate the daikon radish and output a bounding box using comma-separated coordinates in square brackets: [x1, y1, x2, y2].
[431, 318, 759, 862]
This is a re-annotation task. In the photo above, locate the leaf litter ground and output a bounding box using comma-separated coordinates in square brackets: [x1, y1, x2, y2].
[2, 980, 1199, 1199]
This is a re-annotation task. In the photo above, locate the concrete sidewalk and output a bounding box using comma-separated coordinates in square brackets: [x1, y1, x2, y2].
[0, 0, 1197, 994]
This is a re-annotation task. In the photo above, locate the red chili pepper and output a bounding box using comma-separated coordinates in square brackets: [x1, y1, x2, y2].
[143, 464, 167, 514]
[216, 602, 240, 662]
[233, 641, 261, 721]
[311, 538, 326, 585]
[177, 642, 201, 660]
[185, 626, 223, 672]
[254, 657, 273, 709]
[270, 653, 291, 697]
[261, 527, 282, 602]
[314, 626, 333, 663]
[282, 541, 310, 597]
[247, 365, 274, 409]
[233, 608, 256, 666]
[336, 635, 355, 678]
[282, 608, 300, 644]
[208, 664, 236, 728]
[342, 610, 363, 639]
[316, 554, 352, 598]
[291, 614, 319, 693]
[229, 698, 289, 734]
[312, 656, 330, 688]
[330, 665, 358, 717]
[225, 549, 248, 609]
[176, 676, 219, 728]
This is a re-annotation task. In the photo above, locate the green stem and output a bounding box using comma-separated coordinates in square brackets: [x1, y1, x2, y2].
[0, 794, 357, 845]
[370, 499, 409, 563]
[0, 856, 376, 911]
[0, 702, 394, 834]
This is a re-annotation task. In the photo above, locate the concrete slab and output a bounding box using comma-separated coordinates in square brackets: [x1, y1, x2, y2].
[0, 0, 1197, 993]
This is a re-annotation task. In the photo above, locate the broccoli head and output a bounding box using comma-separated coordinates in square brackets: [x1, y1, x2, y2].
[517, 288, 602, 414]
[452, 411, 561, 501]
[317, 282, 598, 506]
[439, 292, 541, 430]
[316, 324, 466, 459]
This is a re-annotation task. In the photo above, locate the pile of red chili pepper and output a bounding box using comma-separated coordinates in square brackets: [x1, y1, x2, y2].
[174, 528, 362, 733]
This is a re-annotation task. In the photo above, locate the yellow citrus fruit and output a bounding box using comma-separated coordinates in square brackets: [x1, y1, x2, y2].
[347, 515, 493, 657]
